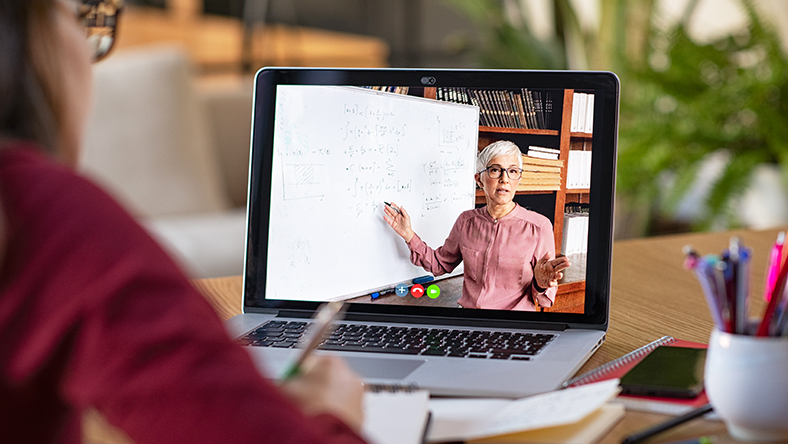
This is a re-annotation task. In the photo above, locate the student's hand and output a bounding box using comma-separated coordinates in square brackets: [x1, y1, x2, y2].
[383, 202, 415, 243]
[534, 253, 571, 290]
[279, 355, 365, 432]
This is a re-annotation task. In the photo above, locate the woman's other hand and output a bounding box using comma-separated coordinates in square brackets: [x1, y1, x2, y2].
[383, 202, 415, 243]
[279, 356, 365, 432]
[534, 253, 571, 290]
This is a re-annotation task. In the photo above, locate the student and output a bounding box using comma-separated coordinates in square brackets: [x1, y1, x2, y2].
[0, 1, 367, 442]
[384, 140, 570, 310]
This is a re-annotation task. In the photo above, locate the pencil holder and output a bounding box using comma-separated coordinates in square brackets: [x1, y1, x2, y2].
[705, 329, 788, 441]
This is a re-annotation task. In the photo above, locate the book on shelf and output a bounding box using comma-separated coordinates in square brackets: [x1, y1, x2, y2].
[533, 90, 546, 129]
[434, 87, 552, 130]
[561, 204, 589, 283]
[526, 146, 560, 160]
[364, 86, 410, 95]
[566, 150, 592, 189]
[519, 177, 562, 186]
[544, 91, 554, 128]
[584, 94, 594, 133]
[563, 336, 710, 416]
[517, 183, 561, 192]
[521, 154, 564, 168]
[571, 92, 594, 134]
[522, 164, 562, 174]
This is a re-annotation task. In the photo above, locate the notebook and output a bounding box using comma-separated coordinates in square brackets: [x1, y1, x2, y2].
[426, 378, 622, 443]
[225, 68, 620, 398]
[363, 386, 431, 444]
[565, 336, 710, 415]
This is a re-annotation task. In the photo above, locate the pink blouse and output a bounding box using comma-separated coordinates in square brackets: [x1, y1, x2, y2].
[407, 205, 556, 310]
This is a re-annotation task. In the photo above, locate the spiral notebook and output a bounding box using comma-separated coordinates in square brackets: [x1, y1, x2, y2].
[563, 336, 710, 415]
[363, 385, 431, 444]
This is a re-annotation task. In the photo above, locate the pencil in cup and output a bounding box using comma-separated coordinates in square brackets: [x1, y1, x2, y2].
[684, 235, 788, 337]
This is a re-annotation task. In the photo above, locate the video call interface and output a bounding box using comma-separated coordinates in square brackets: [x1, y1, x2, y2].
[266, 84, 594, 314]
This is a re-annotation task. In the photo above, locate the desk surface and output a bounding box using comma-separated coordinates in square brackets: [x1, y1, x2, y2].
[192, 227, 786, 444]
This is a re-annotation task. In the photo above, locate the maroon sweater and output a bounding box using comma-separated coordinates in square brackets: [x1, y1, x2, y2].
[0, 143, 366, 444]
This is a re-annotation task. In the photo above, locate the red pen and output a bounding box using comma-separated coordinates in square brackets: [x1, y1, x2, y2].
[757, 255, 788, 336]
[764, 232, 785, 302]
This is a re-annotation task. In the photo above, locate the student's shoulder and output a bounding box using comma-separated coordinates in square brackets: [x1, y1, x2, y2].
[0, 142, 158, 257]
[0, 143, 126, 221]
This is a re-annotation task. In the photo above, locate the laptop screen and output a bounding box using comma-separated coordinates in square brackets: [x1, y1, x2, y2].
[245, 69, 618, 327]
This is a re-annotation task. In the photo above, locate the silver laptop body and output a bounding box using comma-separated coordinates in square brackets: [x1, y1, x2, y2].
[226, 68, 619, 398]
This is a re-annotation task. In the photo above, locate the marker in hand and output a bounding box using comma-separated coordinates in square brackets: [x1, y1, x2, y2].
[384, 201, 401, 215]
[280, 301, 346, 380]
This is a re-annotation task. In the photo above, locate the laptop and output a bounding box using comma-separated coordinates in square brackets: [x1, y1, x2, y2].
[225, 68, 619, 398]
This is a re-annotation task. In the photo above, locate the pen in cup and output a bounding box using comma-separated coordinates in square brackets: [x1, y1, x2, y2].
[280, 301, 346, 380]
[764, 232, 785, 302]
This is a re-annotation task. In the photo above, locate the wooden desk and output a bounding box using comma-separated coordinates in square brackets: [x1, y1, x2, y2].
[190, 226, 786, 444]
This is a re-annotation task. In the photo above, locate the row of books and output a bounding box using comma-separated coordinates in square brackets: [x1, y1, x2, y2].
[560, 203, 589, 283]
[517, 153, 563, 192]
[571, 92, 594, 134]
[362, 86, 410, 95]
[566, 150, 592, 189]
[435, 87, 553, 130]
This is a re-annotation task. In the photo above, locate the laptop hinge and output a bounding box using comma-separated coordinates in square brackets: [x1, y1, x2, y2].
[276, 310, 568, 331]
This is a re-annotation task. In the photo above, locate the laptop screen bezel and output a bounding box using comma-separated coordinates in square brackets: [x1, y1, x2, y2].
[243, 68, 618, 330]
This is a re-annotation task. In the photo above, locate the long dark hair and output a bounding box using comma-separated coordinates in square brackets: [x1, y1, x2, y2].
[0, 0, 61, 154]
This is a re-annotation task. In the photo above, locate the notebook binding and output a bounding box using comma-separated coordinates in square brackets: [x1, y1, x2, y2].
[562, 335, 676, 388]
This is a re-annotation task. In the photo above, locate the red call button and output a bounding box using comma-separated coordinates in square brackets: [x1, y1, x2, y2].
[411, 284, 425, 298]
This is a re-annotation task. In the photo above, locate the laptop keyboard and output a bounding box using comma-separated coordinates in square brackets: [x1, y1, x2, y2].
[238, 320, 556, 360]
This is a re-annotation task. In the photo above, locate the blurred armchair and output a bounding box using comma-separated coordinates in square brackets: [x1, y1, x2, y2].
[79, 45, 253, 278]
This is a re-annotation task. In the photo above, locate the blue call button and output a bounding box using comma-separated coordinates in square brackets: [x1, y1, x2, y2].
[395, 283, 409, 297]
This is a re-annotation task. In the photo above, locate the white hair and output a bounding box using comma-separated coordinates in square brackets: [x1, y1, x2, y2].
[476, 140, 523, 173]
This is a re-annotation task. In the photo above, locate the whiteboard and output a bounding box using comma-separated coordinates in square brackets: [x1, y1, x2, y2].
[267, 86, 479, 301]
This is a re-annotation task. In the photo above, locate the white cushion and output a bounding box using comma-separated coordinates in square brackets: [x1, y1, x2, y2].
[143, 209, 247, 279]
[79, 45, 230, 217]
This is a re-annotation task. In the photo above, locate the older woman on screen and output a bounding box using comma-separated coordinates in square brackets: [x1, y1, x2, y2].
[384, 140, 569, 310]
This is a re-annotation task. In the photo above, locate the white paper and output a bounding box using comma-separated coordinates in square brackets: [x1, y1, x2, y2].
[363, 389, 430, 444]
[427, 379, 620, 442]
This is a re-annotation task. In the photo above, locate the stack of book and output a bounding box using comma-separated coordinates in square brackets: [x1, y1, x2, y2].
[571, 92, 594, 133]
[435, 87, 553, 130]
[518, 152, 563, 192]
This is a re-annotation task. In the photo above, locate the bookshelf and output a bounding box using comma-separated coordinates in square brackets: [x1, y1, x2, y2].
[424, 87, 591, 313]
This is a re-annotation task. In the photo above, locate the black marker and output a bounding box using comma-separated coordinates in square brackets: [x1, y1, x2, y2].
[622, 403, 713, 444]
[384, 201, 402, 215]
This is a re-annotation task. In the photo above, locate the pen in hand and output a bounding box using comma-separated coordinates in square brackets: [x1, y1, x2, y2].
[384, 201, 402, 215]
[280, 301, 346, 380]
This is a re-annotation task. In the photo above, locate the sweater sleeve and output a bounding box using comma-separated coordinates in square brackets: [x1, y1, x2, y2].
[0, 146, 367, 444]
[406, 214, 465, 277]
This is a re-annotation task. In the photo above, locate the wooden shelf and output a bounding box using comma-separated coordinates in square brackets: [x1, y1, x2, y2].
[545, 281, 585, 313]
[569, 131, 593, 139]
[429, 88, 590, 314]
[479, 126, 559, 136]
[116, 6, 390, 71]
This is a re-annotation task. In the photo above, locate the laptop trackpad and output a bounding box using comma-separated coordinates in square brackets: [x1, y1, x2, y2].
[345, 357, 425, 379]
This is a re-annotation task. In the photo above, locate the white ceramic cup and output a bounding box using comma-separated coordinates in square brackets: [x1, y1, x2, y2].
[705, 329, 788, 441]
